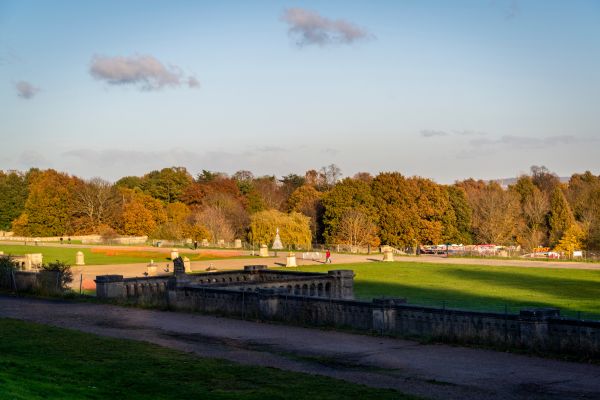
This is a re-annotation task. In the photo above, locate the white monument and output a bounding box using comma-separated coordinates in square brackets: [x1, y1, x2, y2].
[170, 249, 179, 260]
[183, 256, 192, 273]
[382, 246, 394, 262]
[272, 228, 284, 255]
[286, 252, 297, 267]
[259, 244, 269, 257]
[75, 251, 85, 266]
[234, 239, 242, 248]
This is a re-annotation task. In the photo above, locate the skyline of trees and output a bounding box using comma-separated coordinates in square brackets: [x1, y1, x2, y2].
[1, 165, 599, 251]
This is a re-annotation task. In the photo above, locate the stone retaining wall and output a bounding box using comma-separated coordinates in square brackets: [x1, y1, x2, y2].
[95, 269, 600, 358]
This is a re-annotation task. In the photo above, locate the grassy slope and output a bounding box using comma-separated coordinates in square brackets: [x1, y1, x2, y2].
[0, 318, 413, 400]
[278, 262, 600, 319]
[0, 245, 250, 265]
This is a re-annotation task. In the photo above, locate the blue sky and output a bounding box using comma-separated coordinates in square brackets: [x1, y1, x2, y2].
[1, 0, 599, 182]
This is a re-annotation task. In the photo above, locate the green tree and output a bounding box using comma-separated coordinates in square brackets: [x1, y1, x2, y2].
[0, 170, 29, 231]
[321, 177, 376, 244]
[141, 167, 193, 203]
[444, 186, 473, 244]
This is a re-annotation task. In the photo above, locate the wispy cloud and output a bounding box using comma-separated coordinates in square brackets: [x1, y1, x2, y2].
[505, 0, 519, 20]
[17, 150, 50, 166]
[469, 135, 576, 149]
[15, 81, 39, 99]
[457, 134, 596, 159]
[421, 129, 488, 138]
[420, 129, 448, 138]
[281, 8, 371, 47]
[89, 54, 199, 91]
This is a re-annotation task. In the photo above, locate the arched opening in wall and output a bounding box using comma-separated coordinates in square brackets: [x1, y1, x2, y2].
[287, 285, 292, 293]
[236, 277, 240, 282]
[325, 282, 331, 297]
[126, 284, 132, 297]
[229, 277, 233, 282]
[317, 283, 323, 297]
[302, 284, 308, 296]
[309, 283, 316, 297]
[294, 284, 300, 295]
[243, 276, 248, 281]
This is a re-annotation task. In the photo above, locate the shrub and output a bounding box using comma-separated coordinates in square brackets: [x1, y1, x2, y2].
[0, 256, 18, 289]
[40, 260, 73, 292]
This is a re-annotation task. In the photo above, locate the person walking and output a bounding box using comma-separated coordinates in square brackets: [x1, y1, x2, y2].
[325, 249, 332, 264]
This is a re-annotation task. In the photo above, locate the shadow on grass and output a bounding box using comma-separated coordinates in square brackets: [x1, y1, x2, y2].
[353, 280, 600, 320]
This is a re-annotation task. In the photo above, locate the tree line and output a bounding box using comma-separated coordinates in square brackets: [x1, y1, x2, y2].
[0, 165, 599, 251]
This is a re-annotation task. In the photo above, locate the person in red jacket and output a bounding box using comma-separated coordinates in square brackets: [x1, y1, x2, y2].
[325, 249, 332, 264]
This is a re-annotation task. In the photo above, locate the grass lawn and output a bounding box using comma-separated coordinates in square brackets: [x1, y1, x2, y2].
[277, 262, 600, 320]
[0, 319, 413, 400]
[0, 245, 251, 266]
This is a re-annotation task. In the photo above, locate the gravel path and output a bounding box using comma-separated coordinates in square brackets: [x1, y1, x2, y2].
[1, 295, 599, 400]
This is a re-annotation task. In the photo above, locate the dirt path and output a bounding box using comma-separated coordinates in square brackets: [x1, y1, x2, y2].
[1, 296, 599, 400]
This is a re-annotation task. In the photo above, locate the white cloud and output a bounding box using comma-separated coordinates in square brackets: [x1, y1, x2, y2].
[89, 54, 199, 91]
[281, 8, 371, 47]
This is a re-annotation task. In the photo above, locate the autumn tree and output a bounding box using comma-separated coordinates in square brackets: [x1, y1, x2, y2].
[335, 209, 380, 247]
[371, 173, 450, 246]
[12, 169, 81, 236]
[548, 186, 575, 247]
[153, 202, 192, 240]
[463, 182, 519, 245]
[566, 171, 600, 249]
[72, 177, 121, 233]
[287, 185, 323, 240]
[531, 165, 560, 195]
[248, 210, 311, 248]
[118, 188, 166, 236]
[554, 224, 585, 255]
[192, 206, 235, 244]
[253, 176, 286, 210]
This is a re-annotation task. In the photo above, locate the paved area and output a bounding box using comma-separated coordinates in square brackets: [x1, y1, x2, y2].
[1, 295, 599, 400]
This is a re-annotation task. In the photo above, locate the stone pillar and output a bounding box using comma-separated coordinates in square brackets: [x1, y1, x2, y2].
[259, 244, 269, 257]
[173, 256, 186, 274]
[372, 298, 407, 333]
[170, 249, 179, 260]
[183, 256, 192, 273]
[147, 263, 157, 276]
[519, 308, 560, 350]
[286, 252, 297, 267]
[234, 239, 242, 248]
[328, 270, 355, 299]
[258, 289, 280, 319]
[75, 251, 85, 266]
[382, 246, 394, 262]
[95, 275, 125, 298]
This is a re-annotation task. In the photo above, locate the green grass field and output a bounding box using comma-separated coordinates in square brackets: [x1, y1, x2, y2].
[0, 318, 412, 400]
[278, 262, 600, 320]
[0, 245, 251, 266]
